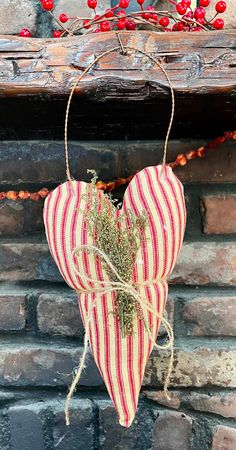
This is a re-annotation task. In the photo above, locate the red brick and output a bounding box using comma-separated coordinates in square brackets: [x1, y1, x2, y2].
[126, 142, 236, 184]
[182, 296, 236, 336]
[201, 195, 236, 234]
[170, 242, 236, 285]
[189, 392, 236, 420]
[153, 411, 192, 450]
[10, 404, 44, 450]
[143, 390, 236, 419]
[0, 141, 119, 185]
[2, 241, 236, 285]
[143, 390, 181, 409]
[212, 425, 236, 450]
[0, 201, 23, 236]
[0, 343, 101, 387]
[9, 399, 95, 450]
[0, 200, 43, 237]
[97, 399, 189, 449]
[145, 347, 236, 387]
[0, 294, 25, 331]
[159, 296, 174, 337]
[37, 294, 83, 338]
[0, 243, 61, 282]
[2, 141, 236, 186]
[53, 399, 95, 450]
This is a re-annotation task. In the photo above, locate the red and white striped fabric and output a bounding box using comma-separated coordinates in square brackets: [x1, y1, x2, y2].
[44, 164, 186, 427]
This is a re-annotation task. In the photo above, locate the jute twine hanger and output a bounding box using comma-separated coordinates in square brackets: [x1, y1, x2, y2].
[63, 33, 176, 425]
[64, 33, 175, 181]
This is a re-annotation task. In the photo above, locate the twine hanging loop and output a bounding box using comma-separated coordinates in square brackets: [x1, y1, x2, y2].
[64, 35, 175, 181]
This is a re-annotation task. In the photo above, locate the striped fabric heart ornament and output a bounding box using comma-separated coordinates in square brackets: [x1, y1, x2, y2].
[43, 164, 186, 428]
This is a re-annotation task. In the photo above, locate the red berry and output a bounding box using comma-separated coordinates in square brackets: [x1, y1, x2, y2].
[182, 0, 191, 7]
[172, 23, 178, 31]
[30, 193, 40, 201]
[200, 0, 210, 6]
[159, 16, 169, 27]
[177, 21, 185, 30]
[213, 18, 224, 29]
[142, 7, 154, 19]
[215, 1, 227, 13]
[194, 7, 206, 19]
[6, 191, 18, 201]
[59, 13, 68, 23]
[117, 18, 126, 29]
[87, 0, 97, 9]
[53, 30, 62, 38]
[42, 0, 54, 11]
[19, 28, 31, 37]
[100, 20, 111, 32]
[117, 10, 126, 16]
[105, 9, 114, 18]
[119, 0, 129, 8]
[150, 13, 158, 22]
[137, 0, 144, 4]
[144, 5, 158, 21]
[176, 2, 188, 15]
[83, 19, 91, 29]
[125, 20, 136, 30]
[197, 17, 205, 25]
[192, 26, 202, 31]
[183, 11, 194, 19]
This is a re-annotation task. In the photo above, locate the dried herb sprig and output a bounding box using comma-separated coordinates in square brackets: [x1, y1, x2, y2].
[82, 170, 147, 338]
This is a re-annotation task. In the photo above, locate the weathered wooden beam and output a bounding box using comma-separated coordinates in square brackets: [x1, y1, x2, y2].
[0, 31, 236, 99]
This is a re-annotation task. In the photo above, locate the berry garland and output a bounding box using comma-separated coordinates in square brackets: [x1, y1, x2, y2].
[19, 0, 228, 37]
[1, 130, 235, 201]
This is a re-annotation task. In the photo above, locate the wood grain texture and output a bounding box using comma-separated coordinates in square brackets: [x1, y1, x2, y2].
[0, 31, 236, 99]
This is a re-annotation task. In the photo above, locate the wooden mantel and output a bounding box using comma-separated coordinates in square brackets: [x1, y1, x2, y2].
[0, 30, 236, 140]
[0, 30, 236, 100]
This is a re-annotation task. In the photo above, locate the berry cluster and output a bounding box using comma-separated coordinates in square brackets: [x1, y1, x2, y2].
[19, 0, 228, 38]
[0, 188, 49, 201]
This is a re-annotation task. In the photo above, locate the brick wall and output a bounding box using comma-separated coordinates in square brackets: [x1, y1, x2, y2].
[0, 1, 234, 36]
[1, 135, 236, 449]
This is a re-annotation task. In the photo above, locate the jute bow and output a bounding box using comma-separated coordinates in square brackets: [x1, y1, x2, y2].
[65, 244, 174, 425]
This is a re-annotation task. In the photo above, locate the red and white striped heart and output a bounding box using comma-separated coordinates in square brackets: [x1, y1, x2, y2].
[43, 164, 186, 428]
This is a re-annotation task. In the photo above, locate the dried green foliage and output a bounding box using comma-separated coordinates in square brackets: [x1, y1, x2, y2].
[80, 171, 147, 338]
